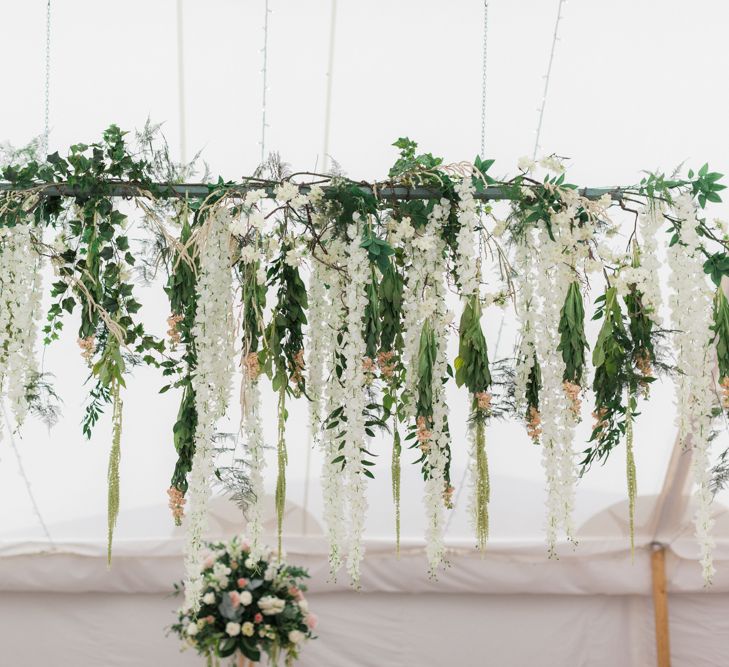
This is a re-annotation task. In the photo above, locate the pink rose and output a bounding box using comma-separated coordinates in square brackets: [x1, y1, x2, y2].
[306, 613, 318, 629]
[254, 613, 263, 624]
[205, 615, 215, 624]
[241, 542, 250, 551]
[203, 554, 215, 569]
[289, 586, 303, 601]
[237, 578, 248, 588]
[229, 591, 241, 608]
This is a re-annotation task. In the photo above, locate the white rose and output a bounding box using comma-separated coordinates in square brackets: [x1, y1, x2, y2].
[242, 622, 255, 637]
[239, 590, 252, 606]
[226, 622, 241, 637]
[288, 630, 305, 644]
[258, 595, 286, 615]
[244, 557, 255, 569]
[186, 623, 198, 636]
[202, 592, 216, 605]
[298, 599, 309, 613]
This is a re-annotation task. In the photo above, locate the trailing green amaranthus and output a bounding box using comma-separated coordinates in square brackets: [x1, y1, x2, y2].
[455, 294, 492, 551]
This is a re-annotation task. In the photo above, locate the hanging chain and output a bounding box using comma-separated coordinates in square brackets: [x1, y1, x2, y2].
[42, 0, 51, 157]
[479, 0, 488, 158]
[532, 0, 566, 160]
[260, 0, 271, 164]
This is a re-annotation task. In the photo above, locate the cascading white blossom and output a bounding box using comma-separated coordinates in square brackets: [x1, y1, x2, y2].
[242, 376, 266, 561]
[514, 232, 539, 416]
[454, 178, 479, 297]
[314, 236, 348, 578]
[184, 209, 236, 608]
[637, 201, 664, 324]
[341, 219, 370, 586]
[667, 194, 716, 583]
[533, 228, 573, 554]
[307, 255, 330, 432]
[411, 199, 452, 572]
[0, 223, 43, 430]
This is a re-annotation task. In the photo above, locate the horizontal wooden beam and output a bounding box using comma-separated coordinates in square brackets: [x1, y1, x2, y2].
[0, 182, 628, 201]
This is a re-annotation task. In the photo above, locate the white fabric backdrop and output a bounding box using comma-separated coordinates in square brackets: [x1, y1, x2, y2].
[2, 589, 728, 666]
[1, 533, 729, 666]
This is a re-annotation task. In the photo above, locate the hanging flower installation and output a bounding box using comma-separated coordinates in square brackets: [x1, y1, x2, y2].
[2, 125, 729, 599]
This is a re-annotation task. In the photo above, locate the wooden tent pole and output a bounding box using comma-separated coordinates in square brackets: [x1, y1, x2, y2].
[650, 543, 671, 667]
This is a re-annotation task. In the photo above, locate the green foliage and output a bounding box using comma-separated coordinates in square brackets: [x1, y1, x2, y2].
[363, 266, 381, 359]
[388, 137, 443, 182]
[241, 260, 267, 354]
[703, 252, 729, 287]
[583, 288, 631, 469]
[640, 163, 725, 208]
[163, 215, 200, 494]
[557, 281, 588, 385]
[525, 354, 542, 421]
[713, 287, 729, 380]
[455, 294, 492, 394]
[379, 260, 404, 354]
[264, 243, 308, 395]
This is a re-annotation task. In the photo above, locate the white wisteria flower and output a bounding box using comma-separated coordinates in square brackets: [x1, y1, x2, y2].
[243, 188, 267, 207]
[340, 222, 371, 586]
[667, 194, 716, 584]
[0, 222, 43, 429]
[184, 208, 236, 609]
[275, 181, 299, 203]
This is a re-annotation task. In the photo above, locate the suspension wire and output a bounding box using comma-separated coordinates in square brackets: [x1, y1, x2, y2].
[42, 0, 51, 157]
[260, 0, 271, 164]
[479, 0, 488, 158]
[320, 0, 338, 173]
[444, 1, 492, 536]
[532, 0, 567, 160]
[1, 402, 55, 548]
[176, 0, 188, 164]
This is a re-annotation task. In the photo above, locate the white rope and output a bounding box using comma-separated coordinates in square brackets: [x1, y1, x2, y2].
[260, 0, 271, 164]
[1, 402, 55, 548]
[320, 0, 338, 173]
[176, 0, 188, 164]
[532, 0, 567, 160]
[42, 0, 51, 157]
[479, 0, 488, 158]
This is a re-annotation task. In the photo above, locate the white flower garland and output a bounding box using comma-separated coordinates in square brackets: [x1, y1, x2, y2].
[667, 194, 716, 583]
[514, 232, 539, 418]
[307, 255, 330, 432]
[417, 199, 452, 573]
[341, 220, 370, 587]
[184, 209, 236, 608]
[0, 223, 42, 430]
[533, 224, 575, 555]
[454, 178, 479, 297]
[315, 237, 348, 578]
[637, 201, 664, 325]
[243, 376, 266, 561]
